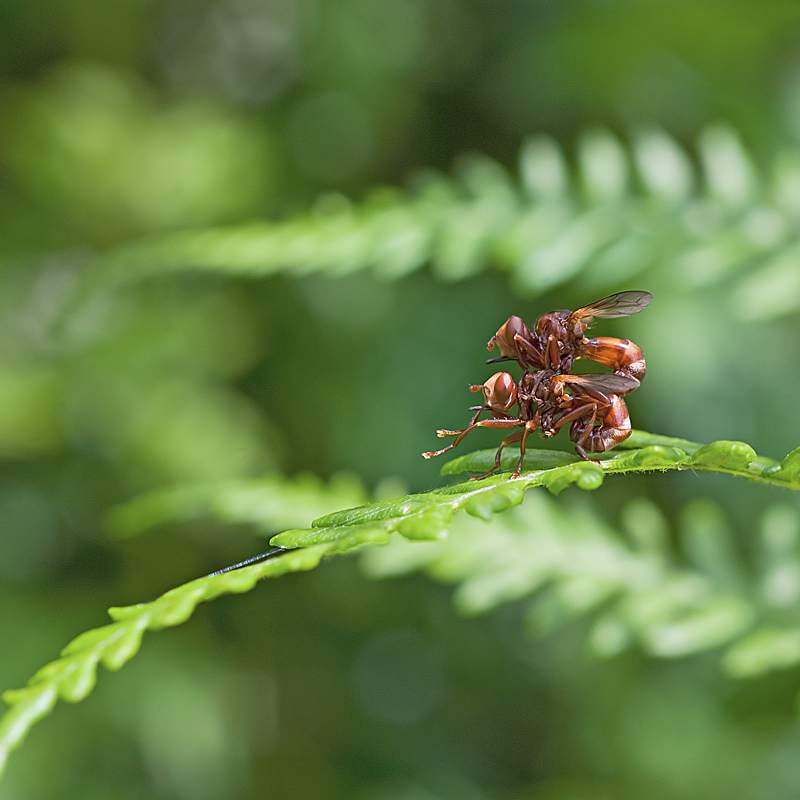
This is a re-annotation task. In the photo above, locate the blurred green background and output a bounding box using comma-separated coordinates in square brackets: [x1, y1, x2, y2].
[4, 1, 800, 798]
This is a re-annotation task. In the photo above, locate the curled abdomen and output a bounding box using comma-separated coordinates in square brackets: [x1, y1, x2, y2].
[577, 337, 646, 383]
[569, 395, 632, 453]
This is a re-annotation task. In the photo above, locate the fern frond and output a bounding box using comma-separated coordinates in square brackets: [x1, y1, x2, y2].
[91, 126, 800, 318]
[105, 471, 367, 539]
[2, 431, 798, 777]
[0, 544, 337, 778]
[440, 430, 799, 490]
[361, 490, 800, 678]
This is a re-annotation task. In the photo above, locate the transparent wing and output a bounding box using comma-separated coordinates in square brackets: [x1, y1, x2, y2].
[569, 291, 653, 325]
[559, 372, 640, 394]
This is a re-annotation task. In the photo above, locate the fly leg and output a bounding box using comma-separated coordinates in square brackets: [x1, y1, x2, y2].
[553, 398, 602, 462]
[468, 417, 541, 480]
[471, 430, 523, 481]
[434, 405, 486, 439]
[571, 395, 631, 455]
[423, 418, 521, 460]
[512, 419, 541, 479]
[543, 334, 561, 371]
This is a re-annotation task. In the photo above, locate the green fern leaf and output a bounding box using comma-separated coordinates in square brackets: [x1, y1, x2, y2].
[0, 545, 330, 777]
[361, 490, 800, 672]
[87, 126, 800, 318]
[1, 431, 797, 779]
[105, 472, 367, 539]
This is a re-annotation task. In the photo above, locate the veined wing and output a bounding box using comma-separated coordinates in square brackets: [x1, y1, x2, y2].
[569, 291, 652, 325]
[557, 372, 640, 394]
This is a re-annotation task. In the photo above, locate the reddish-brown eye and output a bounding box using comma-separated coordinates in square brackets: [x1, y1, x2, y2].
[488, 316, 529, 358]
[484, 371, 517, 411]
[504, 316, 526, 338]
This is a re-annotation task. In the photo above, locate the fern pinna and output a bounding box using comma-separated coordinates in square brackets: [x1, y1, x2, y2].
[3, 432, 800, 777]
[4, 125, 800, 781]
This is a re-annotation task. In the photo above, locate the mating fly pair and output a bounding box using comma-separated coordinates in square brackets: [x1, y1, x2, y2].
[423, 291, 652, 479]
[204, 292, 653, 579]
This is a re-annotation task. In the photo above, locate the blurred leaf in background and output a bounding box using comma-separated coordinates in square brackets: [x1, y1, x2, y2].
[0, 63, 278, 241]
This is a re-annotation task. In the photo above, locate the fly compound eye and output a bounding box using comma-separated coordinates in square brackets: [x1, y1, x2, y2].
[484, 372, 517, 411]
[505, 316, 526, 339]
[489, 316, 528, 359]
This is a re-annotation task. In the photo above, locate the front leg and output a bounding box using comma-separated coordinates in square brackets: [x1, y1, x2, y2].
[512, 419, 541, 479]
[470, 430, 524, 481]
[465, 415, 543, 480]
[423, 418, 522, 460]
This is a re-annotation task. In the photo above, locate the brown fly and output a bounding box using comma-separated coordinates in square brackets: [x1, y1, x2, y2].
[423, 369, 640, 479]
[487, 290, 652, 381]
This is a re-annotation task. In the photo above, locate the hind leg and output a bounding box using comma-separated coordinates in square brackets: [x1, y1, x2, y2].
[575, 395, 631, 455]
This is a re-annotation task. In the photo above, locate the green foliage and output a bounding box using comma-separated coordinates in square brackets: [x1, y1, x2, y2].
[92, 126, 800, 319]
[2, 64, 274, 241]
[4, 4, 800, 797]
[0, 546, 331, 777]
[362, 494, 740, 657]
[3, 431, 799, 778]
[105, 471, 367, 539]
[361, 489, 800, 674]
[5, 118, 800, 791]
[441, 431, 799, 488]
